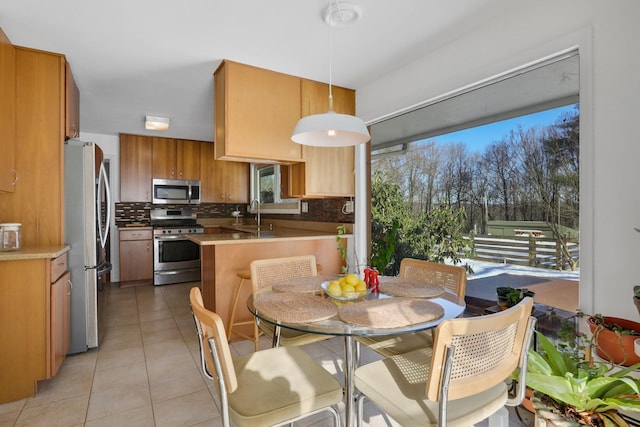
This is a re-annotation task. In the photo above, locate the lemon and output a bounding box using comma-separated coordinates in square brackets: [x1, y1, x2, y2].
[341, 284, 356, 296]
[345, 273, 360, 286]
[355, 280, 367, 296]
[327, 281, 342, 296]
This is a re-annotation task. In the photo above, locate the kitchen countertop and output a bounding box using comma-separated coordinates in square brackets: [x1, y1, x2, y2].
[190, 226, 348, 246]
[0, 245, 70, 261]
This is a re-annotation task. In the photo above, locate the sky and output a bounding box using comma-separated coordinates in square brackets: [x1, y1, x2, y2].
[425, 104, 578, 153]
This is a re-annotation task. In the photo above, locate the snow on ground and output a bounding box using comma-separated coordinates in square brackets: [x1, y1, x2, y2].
[458, 258, 580, 282]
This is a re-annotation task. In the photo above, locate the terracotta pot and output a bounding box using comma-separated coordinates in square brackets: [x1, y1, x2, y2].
[587, 316, 640, 366]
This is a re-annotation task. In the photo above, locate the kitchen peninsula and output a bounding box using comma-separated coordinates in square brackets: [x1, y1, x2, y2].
[190, 226, 348, 338]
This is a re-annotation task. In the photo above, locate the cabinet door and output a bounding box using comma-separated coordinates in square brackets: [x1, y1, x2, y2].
[290, 80, 355, 197]
[65, 63, 80, 139]
[10, 48, 65, 246]
[201, 142, 249, 203]
[51, 271, 71, 377]
[152, 136, 177, 179]
[120, 134, 153, 202]
[120, 240, 153, 282]
[176, 139, 201, 180]
[0, 27, 16, 193]
[200, 142, 218, 202]
[223, 160, 249, 203]
[214, 60, 302, 163]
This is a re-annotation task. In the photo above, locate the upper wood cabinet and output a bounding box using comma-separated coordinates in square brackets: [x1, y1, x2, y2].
[288, 80, 356, 197]
[120, 133, 153, 202]
[0, 47, 67, 246]
[214, 60, 303, 163]
[201, 141, 249, 203]
[152, 137, 201, 180]
[65, 62, 79, 139]
[0, 27, 16, 193]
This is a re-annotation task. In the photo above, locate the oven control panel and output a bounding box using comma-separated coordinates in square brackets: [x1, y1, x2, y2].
[153, 227, 204, 235]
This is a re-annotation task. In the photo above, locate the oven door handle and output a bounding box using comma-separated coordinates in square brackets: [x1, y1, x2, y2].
[154, 234, 189, 241]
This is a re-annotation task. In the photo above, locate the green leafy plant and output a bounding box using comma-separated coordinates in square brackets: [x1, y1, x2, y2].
[336, 225, 348, 274]
[525, 332, 640, 426]
[496, 286, 535, 309]
[634, 285, 640, 299]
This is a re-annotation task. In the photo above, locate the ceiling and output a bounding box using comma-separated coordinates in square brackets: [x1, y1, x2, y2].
[0, 0, 516, 143]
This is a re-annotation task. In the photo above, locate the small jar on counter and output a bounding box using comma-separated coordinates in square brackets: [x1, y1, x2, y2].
[0, 223, 21, 251]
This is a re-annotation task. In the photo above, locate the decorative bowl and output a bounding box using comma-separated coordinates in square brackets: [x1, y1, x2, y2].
[321, 281, 370, 301]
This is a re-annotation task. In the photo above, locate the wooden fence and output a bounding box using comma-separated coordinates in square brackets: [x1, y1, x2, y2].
[465, 235, 579, 271]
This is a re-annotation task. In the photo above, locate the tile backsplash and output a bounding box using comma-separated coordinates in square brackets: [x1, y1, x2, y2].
[115, 198, 355, 226]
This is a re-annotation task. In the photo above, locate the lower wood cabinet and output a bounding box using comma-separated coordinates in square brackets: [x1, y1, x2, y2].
[119, 227, 153, 285]
[0, 248, 71, 404]
[51, 270, 71, 376]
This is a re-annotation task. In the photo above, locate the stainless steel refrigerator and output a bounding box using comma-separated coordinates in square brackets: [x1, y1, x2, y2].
[64, 140, 112, 354]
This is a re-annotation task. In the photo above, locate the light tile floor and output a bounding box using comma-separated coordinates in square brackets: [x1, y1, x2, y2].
[0, 282, 534, 427]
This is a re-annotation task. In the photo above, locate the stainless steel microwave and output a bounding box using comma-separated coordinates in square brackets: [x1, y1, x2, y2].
[152, 178, 201, 205]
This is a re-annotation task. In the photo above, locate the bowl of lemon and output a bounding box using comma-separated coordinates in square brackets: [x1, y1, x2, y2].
[321, 273, 370, 301]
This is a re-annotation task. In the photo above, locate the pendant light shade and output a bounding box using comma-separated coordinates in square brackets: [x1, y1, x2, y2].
[292, 1, 370, 147]
[292, 110, 370, 147]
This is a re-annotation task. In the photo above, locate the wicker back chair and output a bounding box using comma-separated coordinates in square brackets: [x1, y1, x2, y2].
[189, 287, 342, 427]
[356, 258, 467, 358]
[250, 255, 333, 347]
[250, 255, 318, 292]
[355, 297, 536, 427]
[399, 258, 467, 305]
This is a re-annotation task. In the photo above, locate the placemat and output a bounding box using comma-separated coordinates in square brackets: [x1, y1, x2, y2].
[272, 275, 340, 293]
[378, 276, 445, 298]
[253, 292, 338, 323]
[338, 298, 444, 328]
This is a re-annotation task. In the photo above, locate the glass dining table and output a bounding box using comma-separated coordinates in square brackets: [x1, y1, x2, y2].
[247, 278, 466, 427]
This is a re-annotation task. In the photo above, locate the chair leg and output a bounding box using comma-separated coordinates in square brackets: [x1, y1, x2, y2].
[227, 271, 262, 351]
[487, 405, 509, 426]
[226, 275, 244, 338]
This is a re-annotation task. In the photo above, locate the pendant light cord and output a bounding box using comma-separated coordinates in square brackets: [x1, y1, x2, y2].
[328, 0, 334, 112]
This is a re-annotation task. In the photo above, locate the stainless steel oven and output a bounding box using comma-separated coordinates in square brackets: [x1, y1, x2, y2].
[151, 209, 203, 286]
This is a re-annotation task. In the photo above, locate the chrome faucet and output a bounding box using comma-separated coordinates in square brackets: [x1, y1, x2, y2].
[250, 199, 261, 231]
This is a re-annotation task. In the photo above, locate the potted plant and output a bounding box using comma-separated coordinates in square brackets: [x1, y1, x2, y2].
[496, 286, 535, 310]
[634, 285, 640, 316]
[588, 314, 640, 366]
[524, 332, 640, 426]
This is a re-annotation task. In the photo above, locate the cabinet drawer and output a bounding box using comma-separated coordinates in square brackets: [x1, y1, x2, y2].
[50, 252, 67, 283]
[120, 228, 152, 241]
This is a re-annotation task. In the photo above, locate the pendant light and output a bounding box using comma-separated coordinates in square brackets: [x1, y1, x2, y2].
[291, 1, 370, 147]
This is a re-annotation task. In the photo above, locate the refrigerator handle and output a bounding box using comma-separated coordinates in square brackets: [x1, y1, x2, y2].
[97, 162, 112, 249]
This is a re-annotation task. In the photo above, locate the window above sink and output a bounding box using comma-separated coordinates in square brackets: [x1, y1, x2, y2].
[249, 164, 300, 214]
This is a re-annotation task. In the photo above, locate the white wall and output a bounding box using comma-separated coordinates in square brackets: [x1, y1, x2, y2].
[357, 0, 640, 319]
[80, 132, 122, 281]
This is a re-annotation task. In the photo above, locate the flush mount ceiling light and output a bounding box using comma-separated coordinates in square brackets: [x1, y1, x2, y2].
[291, 1, 370, 147]
[145, 115, 170, 131]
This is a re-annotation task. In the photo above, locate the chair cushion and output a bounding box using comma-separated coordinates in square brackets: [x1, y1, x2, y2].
[355, 347, 508, 427]
[229, 346, 343, 427]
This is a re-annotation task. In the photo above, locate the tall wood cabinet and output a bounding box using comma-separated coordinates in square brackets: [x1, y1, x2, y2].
[120, 133, 153, 202]
[0, 46, 67, 246]
[289, 80, 356, 197]
[201, 142, 249, 203]
[0, 27, 16, 193]
[214, 60, 303, 163]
